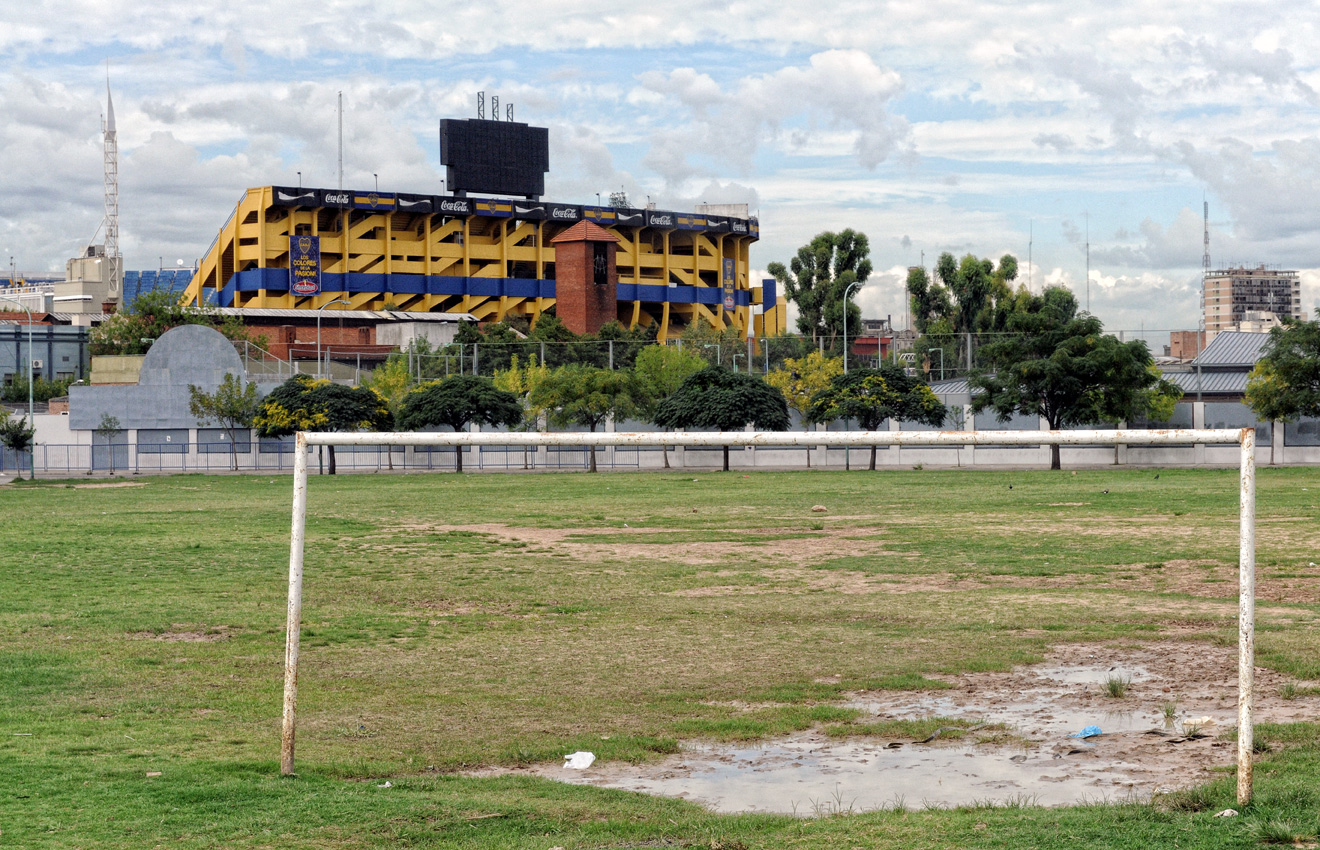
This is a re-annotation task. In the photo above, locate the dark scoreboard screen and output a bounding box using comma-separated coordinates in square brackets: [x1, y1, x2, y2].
[440, 118, 549, 198]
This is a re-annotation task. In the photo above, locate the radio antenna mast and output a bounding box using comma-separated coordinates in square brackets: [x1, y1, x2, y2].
[103, 66, 120, 297]
[1201, 199, 1210, 340]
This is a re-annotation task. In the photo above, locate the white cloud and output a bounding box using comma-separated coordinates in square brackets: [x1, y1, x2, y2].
[3, 0, 1320, 336]
[636, 50, 910, 187]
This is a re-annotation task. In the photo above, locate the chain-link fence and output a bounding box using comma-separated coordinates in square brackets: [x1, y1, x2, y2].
[248, 326, 1202, 387]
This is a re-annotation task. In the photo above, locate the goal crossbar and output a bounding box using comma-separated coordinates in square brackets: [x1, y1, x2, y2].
[300, 427, 1249, 448]
[282, 427, 1259, 804]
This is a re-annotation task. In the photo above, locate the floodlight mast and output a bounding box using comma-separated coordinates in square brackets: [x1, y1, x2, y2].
[279, 427, 1259, 806]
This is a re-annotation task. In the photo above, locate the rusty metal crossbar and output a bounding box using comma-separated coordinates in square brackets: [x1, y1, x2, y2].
[282, 427, 1258, 804]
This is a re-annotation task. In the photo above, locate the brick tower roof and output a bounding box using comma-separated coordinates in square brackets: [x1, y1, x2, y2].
[549, 220, 620, 244]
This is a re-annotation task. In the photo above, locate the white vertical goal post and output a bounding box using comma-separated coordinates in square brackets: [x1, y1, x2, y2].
[281, 427, 1258, 804]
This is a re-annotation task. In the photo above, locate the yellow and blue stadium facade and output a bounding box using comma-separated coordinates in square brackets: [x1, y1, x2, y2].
[181, 186, 786, 340]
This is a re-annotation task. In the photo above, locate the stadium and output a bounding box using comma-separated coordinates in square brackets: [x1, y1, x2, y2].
[180, 118, 787, 341]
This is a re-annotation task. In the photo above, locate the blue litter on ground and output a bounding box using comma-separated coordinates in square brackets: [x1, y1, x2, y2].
[1068, 725, 1103, 738]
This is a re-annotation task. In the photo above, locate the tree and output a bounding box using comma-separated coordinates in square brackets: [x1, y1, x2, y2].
[633, 344, 707, 468]
[654, 367, 791, 471]
[1245, 319, 1320, 465]
[0, 409, 35, 480]
[396, 375, 523, 473]
[1246, 319, 1320, 423]
[94, 414, 122, 475]
[907, 253, 1022, 375]
[2, 375, 74, 405]
[767, 230, 870, 351]
[530, 365, 641, 472]
[188, 373, 261, 471]
[527, 315, 580, 368]
[253, 374, 390, 475]
[909, 252, 1020, 336]
[594, 320, 659, 370]
[494, 353, 552, 468]
[806, 364, 946, 470]
[89, 289, 263, 356]
[677, 322, 747, 369]
[969, 286, 1179, 470]
[362, 356, 416, 469]
[765, 351, 843, 468]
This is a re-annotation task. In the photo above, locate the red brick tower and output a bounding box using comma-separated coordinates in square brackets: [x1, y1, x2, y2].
[550, 221, 620, 335]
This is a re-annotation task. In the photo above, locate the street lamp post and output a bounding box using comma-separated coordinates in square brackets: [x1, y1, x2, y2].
[0, 295, 35, 479]
[316, 299, 351, 379]
[843, 280, 863, 373]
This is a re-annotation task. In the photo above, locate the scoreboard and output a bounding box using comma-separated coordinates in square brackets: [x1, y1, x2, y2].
[440, 118, 550, 198]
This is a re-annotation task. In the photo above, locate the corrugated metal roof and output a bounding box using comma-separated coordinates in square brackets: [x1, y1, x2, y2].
[930, 371, 1250, 398]
[929, 378, 971, 394]
[1168, 370, 1249, 395]
[210, 307, 476, 322]
[48, 313, 111, 323]
[1193, 331, 1271, 367]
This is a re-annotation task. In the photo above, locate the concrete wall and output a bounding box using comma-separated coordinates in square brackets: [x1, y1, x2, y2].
[374, 322, 461, 350]
[69, 324, 280, 432]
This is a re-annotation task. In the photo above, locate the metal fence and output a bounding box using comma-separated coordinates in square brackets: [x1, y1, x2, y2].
[1, 441, 650, 476]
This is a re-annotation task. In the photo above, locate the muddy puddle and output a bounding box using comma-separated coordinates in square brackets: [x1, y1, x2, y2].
[476, 642, 1319, 814]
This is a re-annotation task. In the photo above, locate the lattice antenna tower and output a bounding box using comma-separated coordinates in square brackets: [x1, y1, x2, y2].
[1200, 200, 1210, 336]
[103, 72, 120, 296]
[474, 92, 514, 122]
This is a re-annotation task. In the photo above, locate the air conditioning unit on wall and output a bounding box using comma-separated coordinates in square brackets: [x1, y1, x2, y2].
[31, 359, 43, 369]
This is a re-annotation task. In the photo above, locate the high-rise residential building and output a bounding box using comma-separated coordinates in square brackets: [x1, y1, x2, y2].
[1203, 265, 1304, 339]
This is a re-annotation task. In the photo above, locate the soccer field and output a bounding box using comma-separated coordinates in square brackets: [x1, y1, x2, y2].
[2, 468, 1318, 848]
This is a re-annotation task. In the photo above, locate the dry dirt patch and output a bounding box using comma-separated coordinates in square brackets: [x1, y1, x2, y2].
[72, 481, 146, 489]
[388, 522, 906, 568]
[380, 522, 1320, 604]
[128, 624, 236, 642]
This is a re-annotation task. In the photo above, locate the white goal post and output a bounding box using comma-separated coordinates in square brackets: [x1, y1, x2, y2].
[281, 427, 1258, 804]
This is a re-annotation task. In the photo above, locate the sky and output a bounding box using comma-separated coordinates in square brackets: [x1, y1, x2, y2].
[3, 0, 1320, 345]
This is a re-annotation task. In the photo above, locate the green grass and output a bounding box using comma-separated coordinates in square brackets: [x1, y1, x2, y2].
[1, 467, 1318, 847]
[1103, 674, 1133, 698]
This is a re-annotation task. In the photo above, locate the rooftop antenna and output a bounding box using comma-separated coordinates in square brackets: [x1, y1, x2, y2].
[491, 95, 499, 120]
[1201, 198, 1210, 340]
[506, 103, 513, 122]
[1084, 211, 1090, 312]
[103, 64, 120, 297]
[477, 91, 485, 120]
[337, 91, 343, 190]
